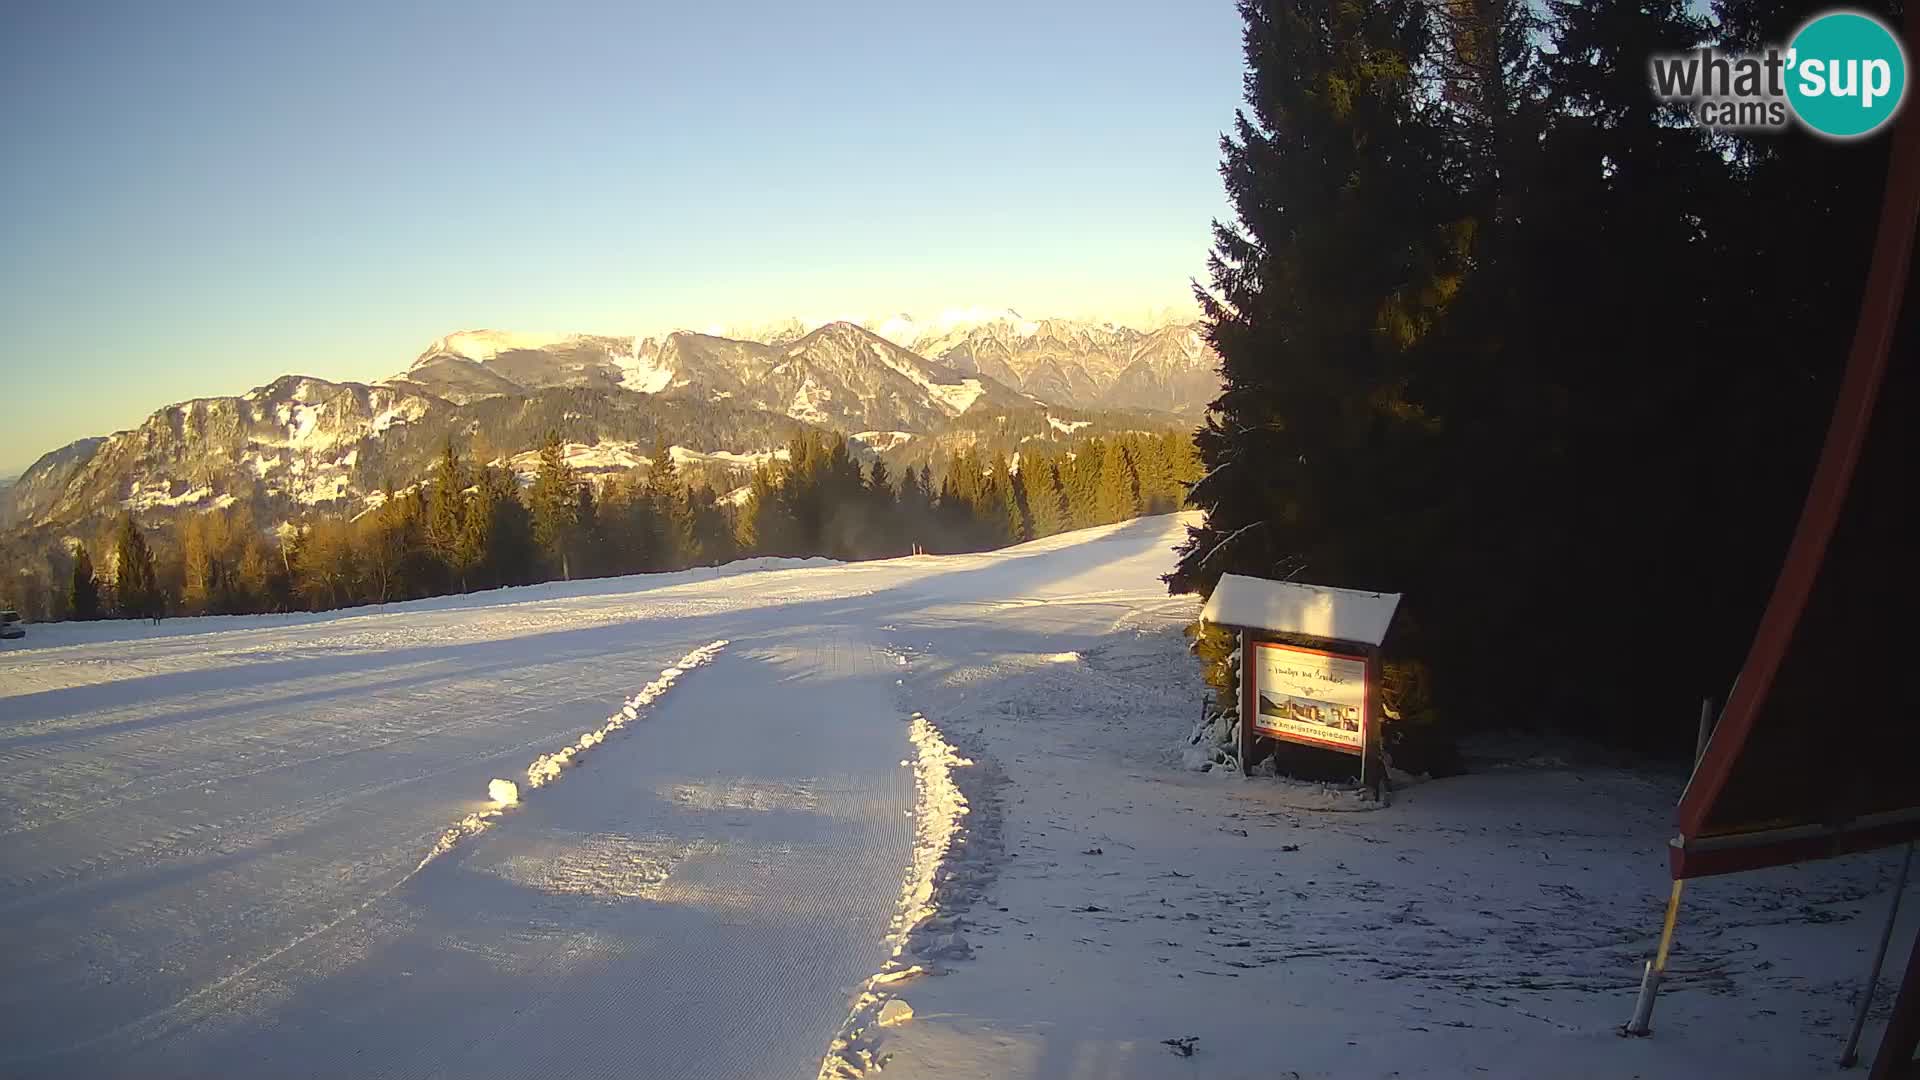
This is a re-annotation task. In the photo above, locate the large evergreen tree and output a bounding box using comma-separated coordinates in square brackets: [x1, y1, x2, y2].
[112, 513, 160, 619]
[426, 439, 478, 590]
[1095, 441, 1141, 526]
[530, 432, 582, 579]
[685, 485, 738, 566]
[472, 465, 536, 588]
[69, 543, 100, 620]
[1026, 456, 1069, 538]
[1170, 0, 1458, 598]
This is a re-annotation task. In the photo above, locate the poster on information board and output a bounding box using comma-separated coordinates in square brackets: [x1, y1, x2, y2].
[1246, 640, 1368, 755]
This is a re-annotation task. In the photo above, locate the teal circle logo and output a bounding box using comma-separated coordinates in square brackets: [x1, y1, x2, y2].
[1786, 11, 1908, 138]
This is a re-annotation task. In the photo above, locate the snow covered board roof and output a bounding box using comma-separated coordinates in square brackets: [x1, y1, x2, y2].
[1200, 573, 1402, 647]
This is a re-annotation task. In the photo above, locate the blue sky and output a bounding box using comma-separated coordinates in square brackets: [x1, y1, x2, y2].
[0, 1, 1244, 475]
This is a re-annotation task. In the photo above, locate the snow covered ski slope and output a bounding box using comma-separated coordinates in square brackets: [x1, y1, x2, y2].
[0, 516, 1193, 1078]
[4, 512, 1912, 1079]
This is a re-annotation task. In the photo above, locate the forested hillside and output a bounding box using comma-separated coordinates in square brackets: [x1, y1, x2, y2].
[3, 428, 1197, 622]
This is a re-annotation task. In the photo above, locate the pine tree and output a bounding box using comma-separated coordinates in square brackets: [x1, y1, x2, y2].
[1027, 456, 1069, 538]
[934, 452, 978, 551]
[1011, 466, 1036, 543]
[572, 483, 604, 577]
[909, 465, 936, 552]
[1160, 431, 1201, 505]
[989, 451, 1025, 544]
[426, 439, 475, 590]
[1096, 440, 1141, 525]
[601, 471, 659, 574]
[865, 460, 902, 557]
[1168, 0, 1457, 597]
[472, 465, 536, 588]
[785, 432, 827, 554]
[112, 513, 160, 619]
[645, 439, 692, 568]
[1064, 444, 1102, 530]
[686, 485, 739, 566]
[69, 543, 100, 620]
[530, 432, 581, 579]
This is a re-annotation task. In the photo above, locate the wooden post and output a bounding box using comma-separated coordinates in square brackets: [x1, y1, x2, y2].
[1238, 628, 1253, 776]
[1372, 647, 1391, 806]
[1358, 648, 1373, 795]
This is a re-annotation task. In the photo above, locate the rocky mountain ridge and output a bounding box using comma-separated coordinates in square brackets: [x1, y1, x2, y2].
[4, 314, 1216, 533]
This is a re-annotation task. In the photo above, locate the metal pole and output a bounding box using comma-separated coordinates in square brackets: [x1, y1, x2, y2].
[1841, 842, 1916, 1068]
[1626, 878, 1687, 1035]
[1627, 699, 1715, 1037]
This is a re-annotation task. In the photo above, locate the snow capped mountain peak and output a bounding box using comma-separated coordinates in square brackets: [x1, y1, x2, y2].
[373, 310, 1216, 418]
[415, 329, 581, 368]
[871, 308, 1035, 344]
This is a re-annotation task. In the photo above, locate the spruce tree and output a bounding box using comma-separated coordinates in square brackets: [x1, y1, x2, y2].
[1064, 444, 1102, 529]
[911, 465, 936, 551]
[1168, 0, 1456, 597]
[472, 466, 536, 588]
[530, 432, 581, 579]
[686, 485, 738, 566]
[866, 460, 901, 557]
[572, 483, 604, 577]
[990, 452, 1026, 544]
[112, 513, 159, 619]
[1096, 441, 1141, 525]
[1027, 457, 1069, 538]
[645, 439, 693, 568]
[426, 439, 474, 589]
[601, 472, 659, 573]
[895, 465, 932, 554]
[69, 543, 100, 620]
[743, 463, 797, 557]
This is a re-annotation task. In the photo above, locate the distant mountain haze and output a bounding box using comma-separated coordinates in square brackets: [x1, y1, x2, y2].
[0, 313, 1219, 533]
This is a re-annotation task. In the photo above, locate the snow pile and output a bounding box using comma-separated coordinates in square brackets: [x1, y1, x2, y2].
[412, 639, 728, 873]
[817, 708, 1002, 1079]
[1183, 700, 1240, 773]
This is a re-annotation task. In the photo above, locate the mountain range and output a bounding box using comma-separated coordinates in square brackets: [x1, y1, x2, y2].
[391, 314, 1216, 419]
[1, 313, 1218, 534]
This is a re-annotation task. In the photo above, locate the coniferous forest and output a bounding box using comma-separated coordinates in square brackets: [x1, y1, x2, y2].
[6, 429, 1197, 624]
[1173, 0, 1907, 756]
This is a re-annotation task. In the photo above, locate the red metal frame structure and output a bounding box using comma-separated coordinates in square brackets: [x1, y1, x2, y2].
[1661, 9, 1917, 1073]
[1670, 22, 1920, 883]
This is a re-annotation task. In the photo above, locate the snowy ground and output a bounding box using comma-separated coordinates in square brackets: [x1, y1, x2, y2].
[2, 514, 1913, 1078]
